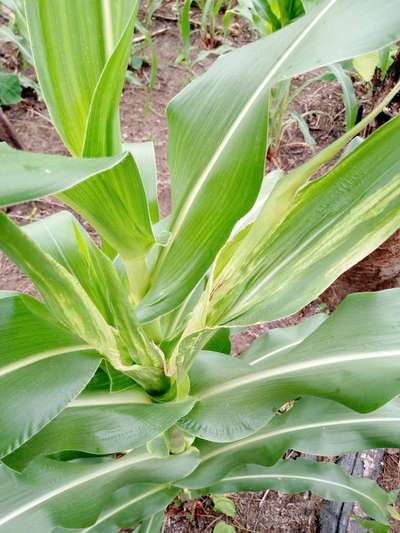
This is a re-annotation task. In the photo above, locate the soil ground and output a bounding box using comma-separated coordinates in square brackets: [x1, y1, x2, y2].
[1, 2, 400, 531]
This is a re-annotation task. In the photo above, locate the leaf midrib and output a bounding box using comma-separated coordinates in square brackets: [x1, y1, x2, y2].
[198, 349, 400, 400]
[0, 344, 93, 379]
[0, 452, 150, 527]
[202, 416, 400, 461]
[81, 485, 167, 532]
[249, 339, 303, 365]
[152, 0, 338, 277]
[222, 472, 384, 514]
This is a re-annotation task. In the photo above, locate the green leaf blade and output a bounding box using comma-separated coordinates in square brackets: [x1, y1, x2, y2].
[4, 391, 194, 471]
[179, 397, 400, 489]
[25, 0, 138, 156]
[0, 293, 100, 458]
[179, 289, 400, 441]
[137, 0, 400, 322]
[0, 448, 199, 531]
[205, 459, 393, 524]
[207, 115, 400, 326]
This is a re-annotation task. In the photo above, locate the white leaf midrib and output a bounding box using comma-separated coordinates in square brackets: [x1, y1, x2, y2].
[222, 472, 383, 512]
[69, 391, 149, 408]
[155, 0, 338, 270]
[198, 348, 400, 400]
[0, 452, 150, 527]
[101, 0, 114, 58]
[249, 339, 303, 366]
[0, 344, 92, 379]
[202, 416, 400, 461]
[81, 485, 167, 532]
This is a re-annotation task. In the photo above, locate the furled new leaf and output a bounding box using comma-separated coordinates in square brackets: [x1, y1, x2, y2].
[206, 115, 400, 326]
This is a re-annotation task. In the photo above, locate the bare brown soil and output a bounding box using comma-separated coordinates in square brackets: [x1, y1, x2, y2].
[1, 2, 400, 531]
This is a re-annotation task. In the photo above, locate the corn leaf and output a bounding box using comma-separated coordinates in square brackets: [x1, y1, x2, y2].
[25, 0, 138, 156]
[202, 459, 395, 524]
[179, 397, 400, 488]
[178, 289, 400, 441]
[240, 314, 326, 365]
[4, 389, 194, 471]
[58, 152, 156, 260]
[328, 63, 358, 130]
[0, 292, 100, 458]
[0, 449, 199, 531]
[137, 0, 400, 322]
[206, 115, 400, 326]
[0, 145, 126, 208]
[124, 142, 160, 224]
[78, 486, 176, 533]
[134, 511, 165, 533]
[0, 211, 119, 359]
[0, 145, 156, 259]
[24, 2, 157, 260]
[22, 211, 163, 372]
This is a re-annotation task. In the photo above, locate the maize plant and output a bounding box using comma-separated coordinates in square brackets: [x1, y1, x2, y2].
[1, 0, 400, 531]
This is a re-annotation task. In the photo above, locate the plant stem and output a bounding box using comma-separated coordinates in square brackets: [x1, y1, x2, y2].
[0, 107, 24, 150]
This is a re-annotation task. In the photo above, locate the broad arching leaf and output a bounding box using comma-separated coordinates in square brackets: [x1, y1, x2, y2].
[202, 459, 395, 525]
[179, 397, 400, 488]
[58, 152, 156, 261]
[0, 145, 126, 208]
[178, 289, 400, 441]
[0, 448, 199, 531]
[23, 1, 157, 261]
[137, 0, 400, 322]
[0, 146, 156, 260]
[79, 486, 175, 533]
[0, 292, 100, 458]
[240, 314, 326, 365]
[4, 389, 194, 471]
[25, 0, 138, 156]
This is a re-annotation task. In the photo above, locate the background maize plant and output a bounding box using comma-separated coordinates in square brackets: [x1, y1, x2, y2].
[1, 0, 400, 531]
